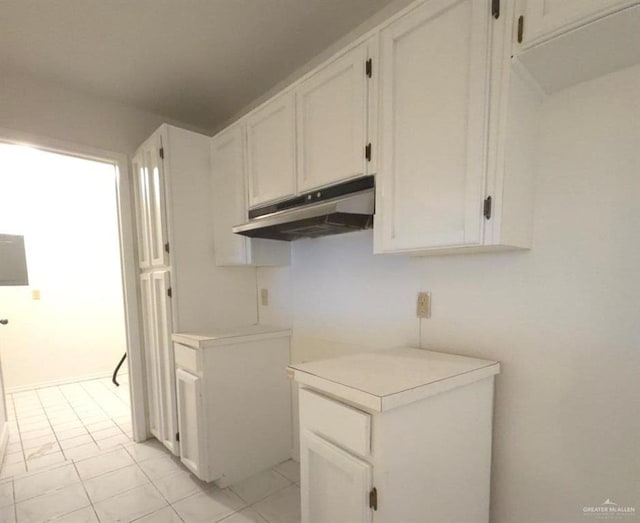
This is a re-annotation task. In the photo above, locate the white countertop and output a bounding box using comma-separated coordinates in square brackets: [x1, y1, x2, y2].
[172, 324, 291, 349]
[288, 347, 500, 412]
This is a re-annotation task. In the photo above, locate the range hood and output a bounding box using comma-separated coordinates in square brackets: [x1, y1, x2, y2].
[232, 175, 374, 241]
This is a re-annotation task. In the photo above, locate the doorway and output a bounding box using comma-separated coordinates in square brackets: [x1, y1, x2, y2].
[0, 140, 143, 474]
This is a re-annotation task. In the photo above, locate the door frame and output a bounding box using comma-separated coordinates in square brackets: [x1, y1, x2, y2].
[0, 126, 148, 442]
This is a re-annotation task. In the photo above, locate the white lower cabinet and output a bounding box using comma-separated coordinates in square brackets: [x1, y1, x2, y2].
[301, 430, 373, 523]
[175, 369, 207, 478]
[291, 348, 501, 523]
[172, 326, 292, 486]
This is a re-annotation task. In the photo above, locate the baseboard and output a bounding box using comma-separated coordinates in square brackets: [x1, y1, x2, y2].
[6, 371, 117, 394]
[0, 421, 9, 470]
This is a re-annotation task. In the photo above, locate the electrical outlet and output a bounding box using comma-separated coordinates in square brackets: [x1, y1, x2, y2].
[416, 292, 431, 319]
[260, 288, 269, 306]
[32, 289, 41, 301]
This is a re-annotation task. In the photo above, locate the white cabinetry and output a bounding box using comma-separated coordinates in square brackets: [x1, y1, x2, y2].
[210, 125, 291, 266]
[514, 0, 638, 49]
[375, 0, 540, 254]
[133, 124, 257, 454]
[296, 40, 374, 192]
[246, 91, 296, 207]
[290, 348, 500, 523]
[172, 326, 292, 486]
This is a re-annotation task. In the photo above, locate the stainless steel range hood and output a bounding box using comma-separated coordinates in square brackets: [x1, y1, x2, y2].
[232, 176, 374, 241]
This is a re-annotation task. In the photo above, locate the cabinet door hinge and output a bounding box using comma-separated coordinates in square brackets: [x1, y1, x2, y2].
[164, 242, 170, 254]
[365, 143, 372, 162]
[167, 287, 173, 298]
[483, 196, 492, 220]
[159, 147, 165, 159]
[491, 0, 500, 19]
[176, 432, 180, 442]
[517, 15, 524, 43]
[365, 58, 372, 78]
[369, 487, 378, 511]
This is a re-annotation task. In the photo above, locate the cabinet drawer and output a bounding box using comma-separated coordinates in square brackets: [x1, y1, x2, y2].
[173, 343, 202, 374]
[299, 388, 370, 456]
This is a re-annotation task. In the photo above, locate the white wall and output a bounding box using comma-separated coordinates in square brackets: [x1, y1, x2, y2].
[0, 145, 128, 390]
[0, 69, 205, 156]
[258, 64, 640, 522]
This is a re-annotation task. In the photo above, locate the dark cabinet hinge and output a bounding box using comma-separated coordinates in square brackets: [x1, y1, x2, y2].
[491, 0, 500, 19]
[167, 287, 173, 298]
[483, 196, 492, 220]
[365, 143, 372, 162]
[517, 15, 524, 43]
[164, 242, 170, 254]
[159, 147, 165, 159]
[176, 432, 180, 442]
[369, 487, 378, 511]
[365, 58, 372, 78]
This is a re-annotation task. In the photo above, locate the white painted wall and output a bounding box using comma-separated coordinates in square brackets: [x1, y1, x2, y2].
[0, 145, 128, 390]
[258, 64, 640, 522]
[0, 69, 205, 156]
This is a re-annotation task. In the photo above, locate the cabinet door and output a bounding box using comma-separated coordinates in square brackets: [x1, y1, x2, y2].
[296, 41, 370, 192]
[518, 0, 636, 48]
[301, 430, 373, 523]
[176, 369, 207, 480]
[140, 273, 161, 439]
[151, 270, 178, 454]
[211, 125, 250, 265]
[376, 0, 492, 252]
[246, 92, 296, 207]
[141, 137, 169, 267]
[132, 153, 151, 269]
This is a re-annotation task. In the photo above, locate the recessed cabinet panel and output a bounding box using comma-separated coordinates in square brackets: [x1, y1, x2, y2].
[140, 273, 161, 440]
[151, 270, 178, 455]
[210, 125, 250, 265]
[377, 0, 491, 252]
[297, 41, 370, 192]
[176, 368, 207, 479]
[516, 0, 637, 48]
[246, 92, 296, 207]
[133, 153, 151, 269]
[301, 430, 373, 523]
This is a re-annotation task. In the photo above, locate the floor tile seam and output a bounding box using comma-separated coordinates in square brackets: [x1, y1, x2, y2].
[71, 460, 101, 522]
[59, 385, 102, 449]
[9, 393, 28, 472]
[78, 381, 114, 421]
[96, 379, 130, 410]
[33, 387, 68, 466]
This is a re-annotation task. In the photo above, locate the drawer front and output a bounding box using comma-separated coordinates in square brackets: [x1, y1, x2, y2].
[173, 343, 201, 374]
[299, 388, 371, 456]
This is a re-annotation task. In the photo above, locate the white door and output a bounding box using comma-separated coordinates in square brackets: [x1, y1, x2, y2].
[296, 41, 371, 192]
[175, 368, 207, 480]
[210, 125, 250, 265]
[376, 0, 492, 252]
[301, 430, 373, 523]
[132, 152, 151, 269]
[151, 270, 178, 454]
[246, 91, 296, 207]
[140, 273, 161, 439]
[517, 0, 636, 48]
[142, 136, 169, 267]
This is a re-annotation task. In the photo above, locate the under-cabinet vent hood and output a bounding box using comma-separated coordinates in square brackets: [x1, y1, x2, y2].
[232, 176, 374, 241]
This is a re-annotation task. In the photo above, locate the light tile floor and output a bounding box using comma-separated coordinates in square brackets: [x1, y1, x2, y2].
[0, 376, 301, 522]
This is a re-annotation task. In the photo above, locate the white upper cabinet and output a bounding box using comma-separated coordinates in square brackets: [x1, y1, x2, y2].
[246, 91, 296, 207]
[514, 0, 638, 49]
[376, 0, 491, 252]
[210, 125, 249, 266]
[296, 40, 373, 192]
[134, 134, 169, 267]
[210, 125, 291, 267]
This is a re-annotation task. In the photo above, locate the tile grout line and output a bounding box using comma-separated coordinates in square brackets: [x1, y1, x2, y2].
[34, 386, 70, 466]
[9, 393, 28, 475]
[12, 477, 17, 523]
[70, 460, 101, 522]
[58, 383, 103, 450]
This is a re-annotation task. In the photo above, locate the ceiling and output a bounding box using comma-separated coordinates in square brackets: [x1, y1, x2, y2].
[0, 0, 394, 131]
